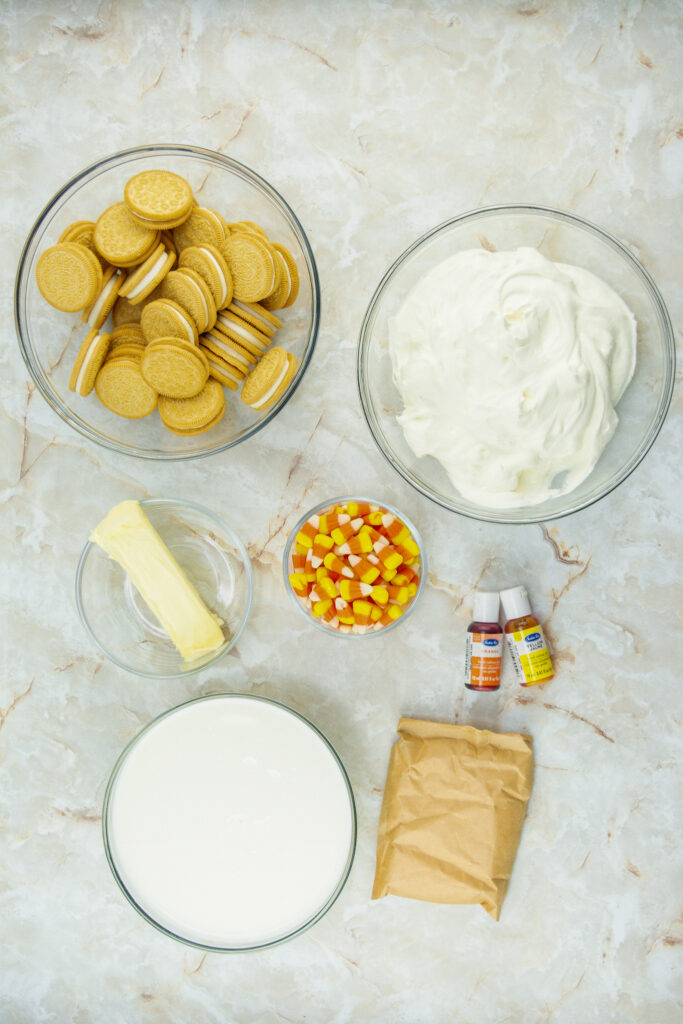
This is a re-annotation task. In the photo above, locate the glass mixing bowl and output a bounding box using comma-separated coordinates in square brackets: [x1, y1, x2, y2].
[76, 499, 252, 678]
[102, 693, 357, 952]
[15, 144, 319, 460]
[358, 205, 675, 524]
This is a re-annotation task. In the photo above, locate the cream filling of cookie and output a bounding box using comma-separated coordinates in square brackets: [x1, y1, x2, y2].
[168, 306, 196, 344]
[127, 253, 169, 300]
[207, 358, 242, 383]
[208, 334, 251, 369]
[75, 334, 104, 394]
[87, 271, 122, 327]
[188, 279, 209, 327]
[232, 300, 276, 334]
[200, 248, 229, 307]
[218, 313, 266, 350]
[251, 360, 291, 410]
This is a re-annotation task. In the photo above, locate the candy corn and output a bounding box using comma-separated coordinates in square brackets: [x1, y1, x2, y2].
[287, 500, 422, 634]
[335, 533, 373, 556]
[347, 555, 381, 584]
[323, 551, 354, 578]
[311, 533, 334, 567]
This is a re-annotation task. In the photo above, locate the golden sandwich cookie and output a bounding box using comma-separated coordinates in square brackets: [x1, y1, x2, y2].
[273, 243, 299, 308]
[201, 327, 255, 370]
[226, 220, 269, 241]
[141, 338, 209, 398]
[68, 329, 110, 396]
[35, 243, 103, 312]
[198, 345, 245, 391]
[81, 265, 126, 329]
[58, 220, 108, 267]
[94, 202, 160, 268]
[227, 299, 281, 337]
[124, 169, 194, 229]
[140, 298, 199, 346]
[178, 244, 233, 309]
[158, 378, 226, 435]
[220, 233, 275, 303]
[160, 268, 216, 334]
[241, 345, 297, 411]
[95, 358, 158, 419]
[118, 242, 176, 306]
[173, 206, 227, 251]
[215, 309, 270, 354]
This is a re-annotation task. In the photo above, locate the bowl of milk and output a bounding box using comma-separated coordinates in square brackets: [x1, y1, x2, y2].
[102, 693, 357, 951]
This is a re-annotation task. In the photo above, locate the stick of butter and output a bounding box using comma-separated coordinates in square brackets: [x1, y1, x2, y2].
[90, 500, 224, 662]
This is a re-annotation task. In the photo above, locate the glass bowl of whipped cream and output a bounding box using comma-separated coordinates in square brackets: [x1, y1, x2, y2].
[358, 205, 675, 524]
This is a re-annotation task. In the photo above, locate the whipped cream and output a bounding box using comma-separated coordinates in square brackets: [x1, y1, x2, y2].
[388, 246, 637, 508]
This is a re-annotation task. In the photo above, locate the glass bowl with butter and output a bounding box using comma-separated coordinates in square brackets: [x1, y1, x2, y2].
[358, 205, 675, 524]
[15, 144, 319, 460]
[76, 499, 253, 678]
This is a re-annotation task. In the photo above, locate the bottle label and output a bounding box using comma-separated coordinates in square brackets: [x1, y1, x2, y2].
[465, 633, 502, 688]
[506, 626, 553, 685]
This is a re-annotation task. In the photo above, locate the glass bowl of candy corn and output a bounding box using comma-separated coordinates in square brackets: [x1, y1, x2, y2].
[283, 496, 425, 636]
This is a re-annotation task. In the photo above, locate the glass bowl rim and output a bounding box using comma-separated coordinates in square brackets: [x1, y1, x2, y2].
[101, 691, 358, 952]
[15, 142, 320, 461]
[282, 493, 427, 638]
[75, 497, 254, 679]
[357, 202, 676, 524]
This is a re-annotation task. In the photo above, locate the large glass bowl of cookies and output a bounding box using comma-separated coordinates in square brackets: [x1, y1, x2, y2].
[15, 144, 319, 459]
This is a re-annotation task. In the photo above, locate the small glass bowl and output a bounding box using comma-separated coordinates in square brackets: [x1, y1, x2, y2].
[358, 204, 675, 523]
[76, 499, 252, 678]
[283, 495, 426, 637]
[15, 144, 319, 460]
[102, 693, 357, 952]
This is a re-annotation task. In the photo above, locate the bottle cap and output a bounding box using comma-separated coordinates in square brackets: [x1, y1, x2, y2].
[472, 590, 500, 623]
[499, 585, 531, 621]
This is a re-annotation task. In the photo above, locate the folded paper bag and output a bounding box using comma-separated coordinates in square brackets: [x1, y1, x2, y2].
[371, 718, 534, 920]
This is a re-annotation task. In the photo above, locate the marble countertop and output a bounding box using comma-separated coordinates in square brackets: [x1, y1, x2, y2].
[2, 1, 681, 1021]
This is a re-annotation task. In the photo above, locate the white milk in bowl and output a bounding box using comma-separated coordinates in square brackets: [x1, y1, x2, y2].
[103, 694, 356, 949]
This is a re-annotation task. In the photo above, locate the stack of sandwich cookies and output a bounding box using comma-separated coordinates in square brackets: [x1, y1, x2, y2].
[36, 244, 104, 312]
[108, 323, 146, 349]
[140, 298, 198, 346]
[158, 378, 226, 436]
[241, 346, 297, 411]
[200, 328, 254, 391]
[117, 242, 175, 306]
[215, 308, 271, 354]
[82, 266, 126, 329]
[69, 330, 111, 396]
[228, 300, 281, 337]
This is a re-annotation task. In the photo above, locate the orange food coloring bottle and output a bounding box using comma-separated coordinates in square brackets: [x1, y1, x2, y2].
[465, 591, 503, 692]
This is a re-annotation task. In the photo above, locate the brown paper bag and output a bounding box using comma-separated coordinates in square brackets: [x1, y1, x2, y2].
[371, 718, 534, 920]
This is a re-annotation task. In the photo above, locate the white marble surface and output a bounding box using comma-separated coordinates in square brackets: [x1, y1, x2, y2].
[2, 1, 682, 1021]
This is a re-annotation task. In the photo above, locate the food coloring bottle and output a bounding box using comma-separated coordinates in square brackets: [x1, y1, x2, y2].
[465, 591, 503, 691]
[500, 585, 554, 686]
